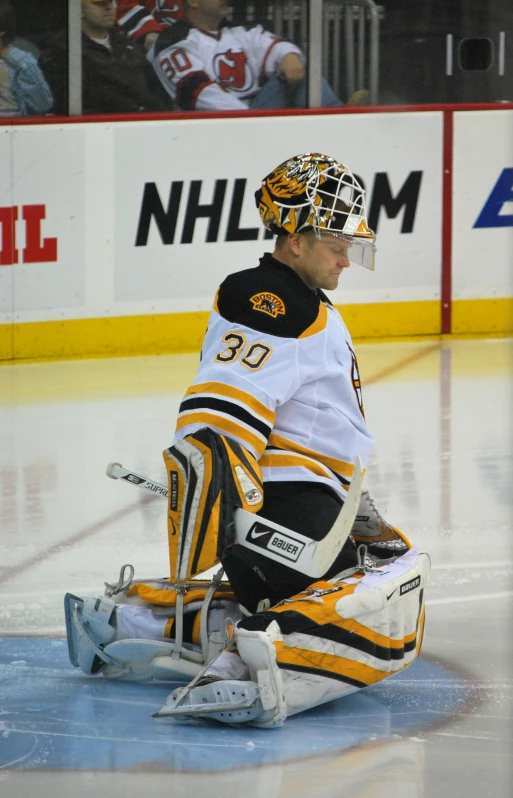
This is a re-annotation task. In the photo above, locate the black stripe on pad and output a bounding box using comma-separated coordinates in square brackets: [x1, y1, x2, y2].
[308, 624, 407, 661]
[278, 662, 367, 690]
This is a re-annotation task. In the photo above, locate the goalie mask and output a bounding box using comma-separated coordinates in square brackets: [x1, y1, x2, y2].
[255, 152, 376, 270]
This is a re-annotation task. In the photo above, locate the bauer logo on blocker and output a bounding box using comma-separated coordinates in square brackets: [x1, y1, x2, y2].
[247, 523, 305, 562]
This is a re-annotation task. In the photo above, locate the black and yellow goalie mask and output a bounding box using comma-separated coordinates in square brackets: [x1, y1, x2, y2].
[255, 152, 376, 271]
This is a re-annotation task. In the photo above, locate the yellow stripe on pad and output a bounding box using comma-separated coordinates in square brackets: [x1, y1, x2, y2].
[270, 581, 361, 626]
[126, 582, 236, 606]
[275, 642, 391, 685]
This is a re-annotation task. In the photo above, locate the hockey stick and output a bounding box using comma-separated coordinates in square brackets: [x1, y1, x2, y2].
[106, 458, 363, 579]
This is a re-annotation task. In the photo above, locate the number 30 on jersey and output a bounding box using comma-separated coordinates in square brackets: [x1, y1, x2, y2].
[215, 332, 273, 371]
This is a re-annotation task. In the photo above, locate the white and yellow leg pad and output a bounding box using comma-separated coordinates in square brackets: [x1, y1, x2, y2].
[64, 568, 241, 683]
[156, 548, 429, 727]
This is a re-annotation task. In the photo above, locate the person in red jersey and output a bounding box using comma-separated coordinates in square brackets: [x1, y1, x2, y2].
[116, 0, 183, 51]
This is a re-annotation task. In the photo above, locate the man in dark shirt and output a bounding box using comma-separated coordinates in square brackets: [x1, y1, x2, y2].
[40, 0, 171, 115]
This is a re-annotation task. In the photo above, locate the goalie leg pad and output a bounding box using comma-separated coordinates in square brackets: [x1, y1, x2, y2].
[101, 639, 202, 682]
[233, 549, 429, 722]
[65, 582, 241, 682]
[235, 620, 288, 727]
[154, 550, 429, 728]
[64, 594, 119, 675]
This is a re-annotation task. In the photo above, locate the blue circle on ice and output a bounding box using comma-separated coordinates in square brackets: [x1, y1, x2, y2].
[0, 638, 471, 772]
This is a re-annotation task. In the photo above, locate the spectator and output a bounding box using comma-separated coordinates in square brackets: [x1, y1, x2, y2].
[116, 0, 183, 51]
[39, 0, 171, 115]
[149, 0, 342, 111]
[0, 0, 52, 117]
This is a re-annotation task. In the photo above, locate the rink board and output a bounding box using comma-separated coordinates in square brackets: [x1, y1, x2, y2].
[0, 106, 512, 361]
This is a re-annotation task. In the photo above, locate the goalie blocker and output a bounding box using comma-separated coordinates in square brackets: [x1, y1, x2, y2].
[162, 429, 364, 612]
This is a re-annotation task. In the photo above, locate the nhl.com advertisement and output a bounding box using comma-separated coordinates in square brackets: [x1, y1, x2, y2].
[113, 111, 445, 308]
[0, 108, 511, 324]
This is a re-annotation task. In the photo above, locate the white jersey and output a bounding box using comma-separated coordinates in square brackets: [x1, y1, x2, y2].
[173, 254, 374, 502]
[149, 21, 302, 110]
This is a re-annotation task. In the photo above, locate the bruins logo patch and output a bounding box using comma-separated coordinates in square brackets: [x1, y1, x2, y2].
[250, 292, 286, 318]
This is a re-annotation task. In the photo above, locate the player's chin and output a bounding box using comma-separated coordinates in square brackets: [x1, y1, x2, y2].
[325, 273, 342, 289]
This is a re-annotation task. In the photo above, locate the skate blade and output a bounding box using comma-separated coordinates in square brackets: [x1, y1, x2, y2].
[153, 694, 258, 718]
[63, 593, 83, 667]
[153, 680, 262, 723]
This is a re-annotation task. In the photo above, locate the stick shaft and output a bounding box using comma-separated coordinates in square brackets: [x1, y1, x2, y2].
[106, 462, 168, 498]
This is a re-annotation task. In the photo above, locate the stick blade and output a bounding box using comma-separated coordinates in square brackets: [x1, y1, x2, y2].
[309, 455, 364, 576]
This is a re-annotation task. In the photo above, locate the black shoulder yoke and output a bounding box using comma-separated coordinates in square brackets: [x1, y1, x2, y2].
[153, 21, 193, 56]
[216, 253, 324, 338]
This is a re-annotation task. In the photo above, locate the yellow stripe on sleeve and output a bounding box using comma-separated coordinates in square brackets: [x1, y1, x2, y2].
[298, 302, 328, 338]
[175, 411, 267, 457]
[185, 381, 275, 425]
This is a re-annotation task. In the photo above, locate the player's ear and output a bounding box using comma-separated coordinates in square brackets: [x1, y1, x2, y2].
[287, 233, 303, 257]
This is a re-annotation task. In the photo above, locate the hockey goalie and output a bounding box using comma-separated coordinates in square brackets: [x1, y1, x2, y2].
[64, 153, 430, 728]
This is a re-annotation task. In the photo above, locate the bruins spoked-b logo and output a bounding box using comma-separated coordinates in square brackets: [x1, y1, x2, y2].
[346, 342, 365, 418]
[250, 292, 286, 318]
